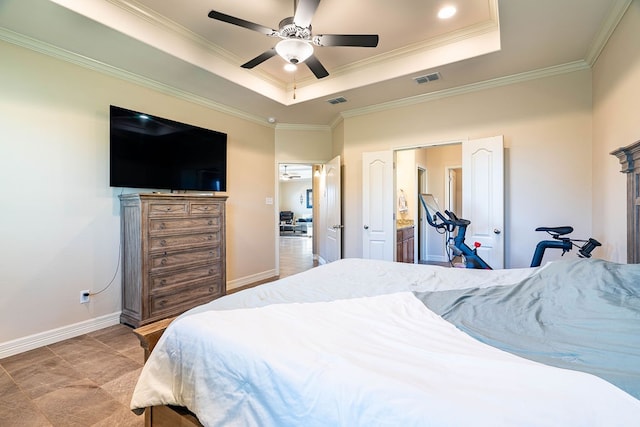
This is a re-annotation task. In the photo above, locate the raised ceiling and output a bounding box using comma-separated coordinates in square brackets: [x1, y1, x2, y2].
[0, 0, 630, 125]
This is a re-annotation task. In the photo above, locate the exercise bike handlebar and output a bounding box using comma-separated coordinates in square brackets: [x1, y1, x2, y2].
[444, 210, 470, 227]
[529, 228, 602, 267]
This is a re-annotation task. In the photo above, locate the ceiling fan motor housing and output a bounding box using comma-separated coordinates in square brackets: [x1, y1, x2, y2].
[278, 17, 312, 40]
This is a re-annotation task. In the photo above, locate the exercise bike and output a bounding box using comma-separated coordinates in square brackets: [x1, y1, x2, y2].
[419, 193, 601, 269]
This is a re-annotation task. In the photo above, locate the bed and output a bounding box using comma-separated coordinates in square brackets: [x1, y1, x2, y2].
[130, 257, 640, 426]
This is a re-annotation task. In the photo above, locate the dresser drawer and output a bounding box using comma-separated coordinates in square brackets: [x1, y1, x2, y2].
[149, 231, 220, 251]
[149, 202, 189, 216]
[149, 279, 224, 318]
[149, 246, 221, 271]
[150, 264, 222, 292]
[149, 216, 220, 233]
[191, 202, 222, 215]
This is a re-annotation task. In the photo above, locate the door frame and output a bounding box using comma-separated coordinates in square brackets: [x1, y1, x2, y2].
[391, 137, 503, 267]
[274, 160, 320, 275]
[393, 140, 464, 264]
[444, 164, 462, 214]
[417, 166, 427, 263]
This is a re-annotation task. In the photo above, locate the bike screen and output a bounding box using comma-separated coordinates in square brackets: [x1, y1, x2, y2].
[420, 194, 445, 227]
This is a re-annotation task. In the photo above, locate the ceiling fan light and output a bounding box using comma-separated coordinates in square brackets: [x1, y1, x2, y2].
[275, 39, 313, 64]
[438, 6, 457, 19]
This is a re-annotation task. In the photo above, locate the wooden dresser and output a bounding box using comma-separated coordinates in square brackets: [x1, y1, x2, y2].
[119, 193, 227, 327]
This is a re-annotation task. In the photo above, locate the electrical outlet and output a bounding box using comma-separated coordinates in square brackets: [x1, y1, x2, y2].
[80, 290, 90, 304]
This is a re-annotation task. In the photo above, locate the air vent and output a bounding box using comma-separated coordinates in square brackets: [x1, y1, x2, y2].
[413, 72, 441, 84]
[327, 96, 347, 105]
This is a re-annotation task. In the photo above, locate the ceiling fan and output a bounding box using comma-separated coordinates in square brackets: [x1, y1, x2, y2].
[208, 0, 379, 79]
[281, 165, 301, 180]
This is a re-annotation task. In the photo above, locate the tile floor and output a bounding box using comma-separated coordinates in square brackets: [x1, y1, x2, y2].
[0, 236, 315, 426]
[0, 324, 144, 426]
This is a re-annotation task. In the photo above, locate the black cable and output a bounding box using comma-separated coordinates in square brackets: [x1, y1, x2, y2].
[89, 188, 123, 296]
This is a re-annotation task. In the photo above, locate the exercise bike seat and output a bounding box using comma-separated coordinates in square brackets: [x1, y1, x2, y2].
[535, 226, 573, 236]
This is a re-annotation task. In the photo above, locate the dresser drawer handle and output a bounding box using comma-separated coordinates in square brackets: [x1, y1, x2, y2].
[160, 259, 167, 266]
[159, 223, 166, 229]
[166, 207, 171, 211]
[203, 206, 209, 210]
[159, 300, 166, 307]
[208, 235, 213, 240]
[209, 269, 214, 275]
[208, 220, 213, 225]
[160, 279, 167, 285]
[160, 239, 167, 246]
[209, 287, 214, 293]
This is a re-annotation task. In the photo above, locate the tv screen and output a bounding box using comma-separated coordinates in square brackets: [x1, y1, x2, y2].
[109, 105, 227, 192]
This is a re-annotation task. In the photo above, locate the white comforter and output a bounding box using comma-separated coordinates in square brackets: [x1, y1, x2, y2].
[131, 259, 640, 426]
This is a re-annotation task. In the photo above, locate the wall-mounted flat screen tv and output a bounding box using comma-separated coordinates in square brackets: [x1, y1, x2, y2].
[109, 105, 227, 192]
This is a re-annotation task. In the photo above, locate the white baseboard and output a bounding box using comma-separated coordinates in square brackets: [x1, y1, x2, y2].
[426, 255, 449, 263]
[0, 312, 121, 358]
[226, 269, 277, 291]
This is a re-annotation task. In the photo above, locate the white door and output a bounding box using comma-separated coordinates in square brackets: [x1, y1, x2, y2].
[362, 151, 394, 260]
[462, 136, 504, 268]
[324, 155, 342, 262]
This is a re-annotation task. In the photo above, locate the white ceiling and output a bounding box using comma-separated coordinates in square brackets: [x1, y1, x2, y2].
[0, 0, 629, 126]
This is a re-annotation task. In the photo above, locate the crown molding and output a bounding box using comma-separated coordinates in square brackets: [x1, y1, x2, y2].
[0, 26, 272, 128]
[341, 60, 591, 119]
[293, 20, 499, 91]
[584, 0, 632, 66]
[275, 123, 331, 132]
[106, 0, 286, 89]
[0, 24, 593, 129]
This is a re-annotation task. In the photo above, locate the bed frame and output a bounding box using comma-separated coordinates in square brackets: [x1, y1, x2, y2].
[133, 317, 204, 427]
[611, 139, 640, 264]
[132, 144, 639, 425]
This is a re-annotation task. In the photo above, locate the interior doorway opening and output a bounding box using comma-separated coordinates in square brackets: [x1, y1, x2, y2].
[395, 143, 462, 265]
[278, 163, 315, 274]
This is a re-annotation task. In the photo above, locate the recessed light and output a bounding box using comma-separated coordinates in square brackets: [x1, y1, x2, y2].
[284, 63, 298, 72]
[438, 5, 457, 19]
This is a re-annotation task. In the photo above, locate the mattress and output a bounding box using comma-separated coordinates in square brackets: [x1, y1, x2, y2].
[131, 258, 640, 426]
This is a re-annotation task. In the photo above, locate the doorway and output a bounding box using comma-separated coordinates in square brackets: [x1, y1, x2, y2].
[396, 144, 462, 264]
[278, 163, 314, 274]
[394, 136, 503, 267]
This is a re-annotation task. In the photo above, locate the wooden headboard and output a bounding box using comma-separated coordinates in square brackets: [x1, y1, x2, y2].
[611, 139, 640, 263]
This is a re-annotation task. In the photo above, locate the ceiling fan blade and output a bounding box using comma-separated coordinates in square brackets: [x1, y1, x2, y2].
[314, 34, 379, 48]
[305, 55, 329, 79]
[208, 10, 277, 36]
[241, 49, 277, 69]
[293, 0, 320, 28]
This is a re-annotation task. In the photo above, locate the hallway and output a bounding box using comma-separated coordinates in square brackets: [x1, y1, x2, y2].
[279, 235, 317, 278]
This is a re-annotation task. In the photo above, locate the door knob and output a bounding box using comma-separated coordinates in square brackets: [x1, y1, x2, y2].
[332, 224, 344, 229]
[493, 228, 501, 234]
[364, 225, 369, 230]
